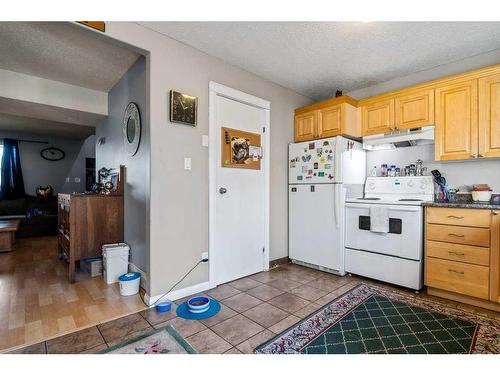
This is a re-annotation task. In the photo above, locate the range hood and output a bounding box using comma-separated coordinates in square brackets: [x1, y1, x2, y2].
[363, 126, 435, 150]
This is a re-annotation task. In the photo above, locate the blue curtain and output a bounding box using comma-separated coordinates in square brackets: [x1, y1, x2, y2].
[0, 138, 25, 200]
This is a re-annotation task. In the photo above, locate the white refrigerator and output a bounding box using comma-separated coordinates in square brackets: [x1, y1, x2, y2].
[288, 136, 366, 275]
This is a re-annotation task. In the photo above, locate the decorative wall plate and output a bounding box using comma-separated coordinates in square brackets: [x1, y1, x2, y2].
[123, 102, 141, 156]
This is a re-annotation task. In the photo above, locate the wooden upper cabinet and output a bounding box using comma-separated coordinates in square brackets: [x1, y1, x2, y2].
[361, 98, 395, 136]
[294, 96, 360, 142]
[479, 73, 500, 158]
[294, 111, 318, 142]
[318, 105, 342, 138]
[395, 89, 434, 130]
[434, 80, 478, 161]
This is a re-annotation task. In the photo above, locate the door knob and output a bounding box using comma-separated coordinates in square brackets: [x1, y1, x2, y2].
[219, 187, 227, 194]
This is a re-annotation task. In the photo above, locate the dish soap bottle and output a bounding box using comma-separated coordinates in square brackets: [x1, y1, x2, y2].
[370, 166, 378, 177]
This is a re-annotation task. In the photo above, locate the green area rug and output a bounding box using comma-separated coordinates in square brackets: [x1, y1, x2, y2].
[255, 283, 500, 354]
[101, 325, 196, 354]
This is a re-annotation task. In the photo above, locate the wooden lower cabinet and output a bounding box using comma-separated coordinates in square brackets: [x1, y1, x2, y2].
[425, 257, 489, 299]
[58, 193, 124, 282]
[425, 207, 500, 311]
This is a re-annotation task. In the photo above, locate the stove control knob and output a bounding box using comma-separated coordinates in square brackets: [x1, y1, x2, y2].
[368, 182, 376, 190]
[407, 180, 414, 187]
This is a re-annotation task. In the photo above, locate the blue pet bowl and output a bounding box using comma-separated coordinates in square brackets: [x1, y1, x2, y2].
[155, 301, 172, 313]
[187, 296, 210, 314]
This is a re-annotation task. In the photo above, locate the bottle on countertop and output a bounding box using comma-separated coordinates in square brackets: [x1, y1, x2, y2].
[370, 166, 378, 177]
[388, 165, 396, 177]
[381, 164, 388, 177]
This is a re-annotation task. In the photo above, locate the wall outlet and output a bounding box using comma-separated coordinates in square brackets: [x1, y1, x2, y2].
[65, 177, 70, 183]
[201, 252, 209, 261]
[74, 177, 81, 183]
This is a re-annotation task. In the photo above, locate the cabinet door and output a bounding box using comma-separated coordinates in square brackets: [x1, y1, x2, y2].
[479, 73, 500, 158]
[491, 210, 500, 303]
[294, 111, 318, 142]
[435, 80, 478, 161]
[361, 99, 394, 136]
[318, 105, 342, 138]
[395, 89, 434, 130]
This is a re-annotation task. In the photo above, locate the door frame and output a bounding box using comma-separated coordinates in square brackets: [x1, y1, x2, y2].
[208, 81, 270, 288]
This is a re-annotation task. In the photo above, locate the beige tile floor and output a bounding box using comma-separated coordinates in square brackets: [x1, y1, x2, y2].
[8, 261, 500, 354]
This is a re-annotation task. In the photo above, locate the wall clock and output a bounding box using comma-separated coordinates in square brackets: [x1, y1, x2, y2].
[40, 147, 65, 161]
[170, 90, 198, 126]
[123, 102, 142, 156]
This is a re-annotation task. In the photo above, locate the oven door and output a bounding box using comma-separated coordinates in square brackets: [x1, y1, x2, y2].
[345, 203, 423, 261]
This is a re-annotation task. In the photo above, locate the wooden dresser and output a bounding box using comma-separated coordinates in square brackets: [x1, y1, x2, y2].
[424, 207, 500, 311]
[58, 167, 124, 282]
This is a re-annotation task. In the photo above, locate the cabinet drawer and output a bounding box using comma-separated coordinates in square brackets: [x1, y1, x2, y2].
[425, 257, 489, 299]
[426, 240, 490, 266]
[426, 224, 490, 247]
[426, 207, 491, 228]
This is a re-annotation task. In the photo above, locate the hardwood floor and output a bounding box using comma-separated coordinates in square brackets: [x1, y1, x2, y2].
[0, 236, 145, 352]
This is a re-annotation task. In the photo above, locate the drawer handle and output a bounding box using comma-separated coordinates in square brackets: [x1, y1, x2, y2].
[447, 215, 464, 219]
[448, 251, 465, 256]
[448, 233, 465, 238]
[448, 269, 465, 275]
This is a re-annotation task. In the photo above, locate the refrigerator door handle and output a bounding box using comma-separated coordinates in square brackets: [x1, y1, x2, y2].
[334, 185, 340, 228]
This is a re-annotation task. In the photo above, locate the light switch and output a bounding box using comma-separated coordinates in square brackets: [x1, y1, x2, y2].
[65, 177, 70, 183]
[184, 158, 192, 170]
[202, 135, 209, 147]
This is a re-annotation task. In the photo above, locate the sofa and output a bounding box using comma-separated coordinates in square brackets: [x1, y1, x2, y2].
[0, 195, 58, 237]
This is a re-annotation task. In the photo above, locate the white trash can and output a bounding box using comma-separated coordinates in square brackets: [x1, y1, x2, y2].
[119, 272, 141, 296]
[102, 243, 130, 284]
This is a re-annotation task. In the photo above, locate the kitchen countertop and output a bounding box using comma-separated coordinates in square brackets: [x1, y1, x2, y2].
[423, 201, 500, 210]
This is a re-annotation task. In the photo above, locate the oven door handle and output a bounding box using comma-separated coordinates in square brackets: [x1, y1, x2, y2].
[345, 203, 421, 212]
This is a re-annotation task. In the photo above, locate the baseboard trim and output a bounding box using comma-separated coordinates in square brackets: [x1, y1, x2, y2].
[427, 287, 500, 313]
[144, 281, 211, 307]
[269, 256, 290, 268]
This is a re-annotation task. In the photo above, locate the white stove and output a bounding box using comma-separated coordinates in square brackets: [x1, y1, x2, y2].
[344, 176, 434, 290]
[346, 176, 434, 205]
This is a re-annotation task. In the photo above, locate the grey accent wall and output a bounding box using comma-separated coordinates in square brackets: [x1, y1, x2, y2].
[0, 130, 95, 195]
[104, 23, 312, 297]
[95, 56, 149, 278]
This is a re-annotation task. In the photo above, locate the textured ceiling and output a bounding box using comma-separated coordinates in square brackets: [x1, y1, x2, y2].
[0, 113, 95, 139]
[141, 22, 500, 100]
[0, 22, 140, 92]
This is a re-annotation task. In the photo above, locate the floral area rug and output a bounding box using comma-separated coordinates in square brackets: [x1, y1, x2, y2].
[255, 283, 500, 354]
[101, 325, 196, 354]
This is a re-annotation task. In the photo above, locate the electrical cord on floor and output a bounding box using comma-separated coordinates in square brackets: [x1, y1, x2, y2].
[140, 258, 208, 308]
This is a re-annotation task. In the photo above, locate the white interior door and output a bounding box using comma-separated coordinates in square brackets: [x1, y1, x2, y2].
[212, 90, 269, 285]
